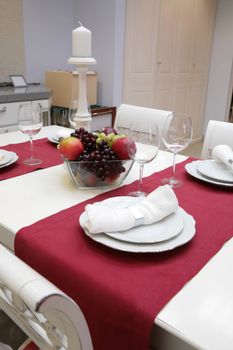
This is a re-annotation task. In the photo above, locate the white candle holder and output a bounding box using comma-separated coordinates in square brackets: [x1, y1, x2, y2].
[67, 56, 96, 131]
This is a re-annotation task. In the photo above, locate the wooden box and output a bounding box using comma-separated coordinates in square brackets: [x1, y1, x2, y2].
[45, 70, 97, 108]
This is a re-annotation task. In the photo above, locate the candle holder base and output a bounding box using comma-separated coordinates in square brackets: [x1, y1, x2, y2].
[70, 119, 92, 131]
[67, 56, 96, 131]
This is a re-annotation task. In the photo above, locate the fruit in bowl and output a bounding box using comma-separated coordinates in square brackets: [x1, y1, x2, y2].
[57, 127, 136, 188]
[112, 136, 136, 160]
[58, 136, 84, 160]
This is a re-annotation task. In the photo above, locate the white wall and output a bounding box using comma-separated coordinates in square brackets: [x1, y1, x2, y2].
[22, 0, 75, 84]
[74, 0, 125, 107]
[204, 0, 233, 132]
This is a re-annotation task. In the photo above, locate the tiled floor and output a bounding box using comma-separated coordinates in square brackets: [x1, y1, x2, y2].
[0, 311, 27, 350]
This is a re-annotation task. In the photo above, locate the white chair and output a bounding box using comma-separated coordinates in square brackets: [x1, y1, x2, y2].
[201, 120, 233, 159]
[114, 104, 172, 148]
[0, 244, 93, 350]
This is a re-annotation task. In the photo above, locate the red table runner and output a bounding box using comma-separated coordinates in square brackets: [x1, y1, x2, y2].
[0, 138, 62, 180]
[15, 159, 233, 350]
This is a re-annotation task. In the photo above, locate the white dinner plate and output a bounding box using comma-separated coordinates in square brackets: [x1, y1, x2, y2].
[80, 206, 196, 253]
[197, 160, 233, 183]
[47, 135, 59, 144]
[0, 150, 13, 165]
[185, 160, 233, 187]
[0, 152, 18, 168]
[81, 196, 184, 244]
[47, 129, 71, 144]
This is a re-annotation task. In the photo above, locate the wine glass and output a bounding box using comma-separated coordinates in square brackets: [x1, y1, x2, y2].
[127, 121, 159, 197]
[17, 102, 43, 165]
[161, 112, 193, 188]
[68, 99, 79, 129]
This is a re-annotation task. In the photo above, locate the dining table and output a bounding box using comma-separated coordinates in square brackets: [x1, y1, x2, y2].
[0, 125, 233, 350]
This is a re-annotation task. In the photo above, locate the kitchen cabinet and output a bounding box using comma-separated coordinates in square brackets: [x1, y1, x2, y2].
[0, 86, 51, 134]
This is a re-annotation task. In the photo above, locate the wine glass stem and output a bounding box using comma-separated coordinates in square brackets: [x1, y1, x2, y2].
[172, 152, 176, 179]
[29, 136, 34, 159]
[138, 164, 144, 193]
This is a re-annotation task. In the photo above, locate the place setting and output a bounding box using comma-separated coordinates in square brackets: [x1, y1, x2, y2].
[185, 144, 233, 187]
[79, 184, 196, 253]
[47, 128, 71, 144]
[72, 117, 197, 253]
[47, 102, 82, 144]
[0, 149, 19, 169]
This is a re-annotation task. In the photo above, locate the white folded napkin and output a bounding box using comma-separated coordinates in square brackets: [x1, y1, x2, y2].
[212, 145, 233, 170]
[83, 185, 178, 234]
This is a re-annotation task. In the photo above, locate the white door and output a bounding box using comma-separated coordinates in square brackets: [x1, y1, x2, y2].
[123, 0, 217, 140]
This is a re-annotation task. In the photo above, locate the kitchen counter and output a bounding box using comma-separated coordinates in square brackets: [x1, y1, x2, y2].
[0, 85, 52, 103]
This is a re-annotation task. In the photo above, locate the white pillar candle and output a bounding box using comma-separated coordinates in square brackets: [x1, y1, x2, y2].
[72, 22, 91, 57]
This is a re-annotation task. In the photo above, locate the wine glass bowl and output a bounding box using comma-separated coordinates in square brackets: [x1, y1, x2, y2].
[17, 102, 43, 165]
[68, 99, 79, 129]
[161, 113, 192, 187]
[127, 122, 159, 197]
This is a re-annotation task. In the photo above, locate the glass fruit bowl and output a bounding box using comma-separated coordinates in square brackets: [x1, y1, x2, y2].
[64, 158, 134, 189]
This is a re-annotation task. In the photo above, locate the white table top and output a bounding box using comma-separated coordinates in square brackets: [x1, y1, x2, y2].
[1, 126, 233, 350]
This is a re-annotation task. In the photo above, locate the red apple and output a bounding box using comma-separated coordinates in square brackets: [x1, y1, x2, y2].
[105, 173, 120, 184]
[82, 173, 98, 187]
[112, 137, 136, 160]
[58, 136, 84, 160]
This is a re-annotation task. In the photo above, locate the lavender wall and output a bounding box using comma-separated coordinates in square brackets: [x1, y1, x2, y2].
[22, 0, 125, 106]
[74, 0, 125, 106]
[22, 0, 74, 84]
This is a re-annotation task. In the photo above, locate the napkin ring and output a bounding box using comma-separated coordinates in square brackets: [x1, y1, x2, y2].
[128, 207, 144, 226]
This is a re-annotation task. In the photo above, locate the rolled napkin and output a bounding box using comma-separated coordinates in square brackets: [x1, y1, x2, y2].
[212, 144, 233, 170]
[83, 185, 178, 234]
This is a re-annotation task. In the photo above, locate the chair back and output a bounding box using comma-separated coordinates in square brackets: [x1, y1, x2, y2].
[0, 244, 93, 350]
[114, 104, 172, 148]
[201, 120, 233, 159]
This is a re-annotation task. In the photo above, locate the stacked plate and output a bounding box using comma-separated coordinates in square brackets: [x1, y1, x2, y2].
[79, 197, 196, 253]
[185, 159, 233, 187]
[0, 150, 19, 169]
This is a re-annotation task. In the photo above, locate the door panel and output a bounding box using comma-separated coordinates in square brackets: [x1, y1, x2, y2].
[154, 0, 177, 109]
[123, 0, 160, 106]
